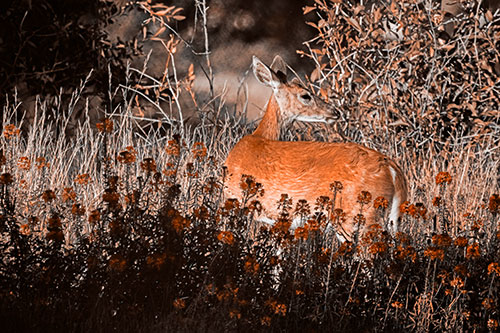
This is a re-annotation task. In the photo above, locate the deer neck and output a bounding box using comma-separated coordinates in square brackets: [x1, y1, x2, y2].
[252, 95, 282, 140]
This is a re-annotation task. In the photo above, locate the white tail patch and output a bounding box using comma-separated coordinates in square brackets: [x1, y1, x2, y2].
[388, 166, 400, 235]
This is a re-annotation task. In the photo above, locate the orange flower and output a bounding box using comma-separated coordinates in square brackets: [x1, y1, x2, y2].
[19, 224, 30, 236]
[306, 219, 321, 232]
[315, 196, 330, 211]
[399, 201, 410, 214]
[432, 196, 442, 207]
[163, 162, 177, 178]
[294, 227, 309, 240]
[295, 289, 304, 295]
[140, 158, 157, 173]
[488, 319, 499, 329]
[147, 253, 167, 270]
[260, 316, 271, 326]
[454, 236, 468, 247]
[171, 214, 190, 233]
[46, 230, 64, 242]
[109, 254, 127, 272]
[271, 218, 291, 236]
[35, 157, 49, 169]
[117, 147, 137, 164]
[482, 298, 496, 310]
[396, 245, 417, 262]
[0, 173, 14, 185]
[3, 124, 20, 139]
[395, 235, 410, 248]
[333, 208, 346, 224]
[471, 219, 483, 232]
[373, 196, 389, 209]
[74, 174, 90, 185]
[217, 231, 235, 245]
[432, 234, 452, 248]
[229, 309, 241, 320]
[488, 262, 500, 276]
[166, 139, 181, 156]
[61, 187, 76, 203]
[42, 190, 56, 203]
[465, 243, 481, 260]
[391, 301, 404, 309]
[267, 300, 287, 316]
[244, 256, 260, 276]
[357, 191, 372, 205]
[415, 203, 427, 219]
[354, 214, 366, 226]
[435, 171, 452, 185]
[71, 203, 85, 216]
[47, 215, 62, 231]
[454, 264, 468, 277]
[248, 200, 263, 214]
[174, 298, 186, 310]
[368, 241, 388, 255]
[192, 142, 207, 161]
[450, 277, 464, 289]
[223, 198, 240, 211]
[330, 181, 343, 192]
[103, 190, 120, 204]
[17, 156, 31, 170]
[424, 246, 445, 261]
[489, 194, 500, 214]
[295, 199, 311, 216]
[96, 119, 113, 133]
[88, 209, 101, 224]
[363, 223, 383, 241]
[239, 175, 264, 197]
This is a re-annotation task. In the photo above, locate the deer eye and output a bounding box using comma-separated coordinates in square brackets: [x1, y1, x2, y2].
[298, 93, 312, 104]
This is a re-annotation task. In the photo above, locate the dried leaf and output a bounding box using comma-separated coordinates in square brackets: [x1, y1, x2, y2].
[153, 26, 166, 38]
[354, 5, 365, 16]
[486, 10, 493, 22]
[373, 7, 382, 23]
[306, 21, 318, 29]
[347, 17, 362, 33]
[311, 67, 321, 82]
[303, 6, 316, 15]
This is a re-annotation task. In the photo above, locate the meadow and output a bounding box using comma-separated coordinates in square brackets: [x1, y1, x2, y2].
[1, 1, 499, 332]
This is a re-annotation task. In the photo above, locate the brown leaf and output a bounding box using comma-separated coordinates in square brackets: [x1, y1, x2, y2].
[373, 7, 382, 23]
[311, 67, 321, 82]
[303, 6, 316, 15]
[486, 10, 493, 22]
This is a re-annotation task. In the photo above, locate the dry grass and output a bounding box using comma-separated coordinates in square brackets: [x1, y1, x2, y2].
[1, 1, 500, 332]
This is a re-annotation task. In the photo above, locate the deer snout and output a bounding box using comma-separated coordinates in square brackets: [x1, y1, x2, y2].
[325, 116, 336, 124]
[324, 105, 341, 124]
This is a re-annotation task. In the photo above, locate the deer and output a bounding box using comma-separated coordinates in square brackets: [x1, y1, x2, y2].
[224, 55, 408, 238]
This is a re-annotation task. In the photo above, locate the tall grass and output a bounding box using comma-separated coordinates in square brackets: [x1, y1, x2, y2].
[1, 1, 500, 332]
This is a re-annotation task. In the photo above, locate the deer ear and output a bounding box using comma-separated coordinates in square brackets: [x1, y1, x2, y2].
[252, 56, 281, 89]
[270, 55, 287, 80]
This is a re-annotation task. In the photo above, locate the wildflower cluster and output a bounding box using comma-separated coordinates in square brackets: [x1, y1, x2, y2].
[1, 1, 500, 331]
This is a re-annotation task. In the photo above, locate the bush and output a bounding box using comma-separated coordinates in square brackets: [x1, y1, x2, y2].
[1, 1, 499, 332]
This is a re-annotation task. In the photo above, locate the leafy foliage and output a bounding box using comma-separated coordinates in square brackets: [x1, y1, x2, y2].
[1, 0, 500, 332]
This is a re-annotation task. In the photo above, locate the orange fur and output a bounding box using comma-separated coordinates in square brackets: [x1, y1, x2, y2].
[224, 56, 408, 235]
